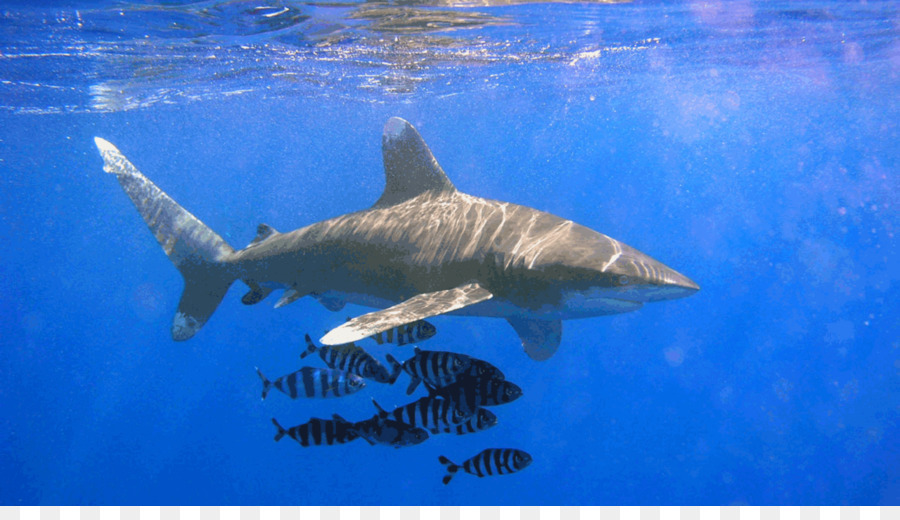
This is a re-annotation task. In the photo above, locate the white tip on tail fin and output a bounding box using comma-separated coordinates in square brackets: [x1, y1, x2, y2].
[94, 137, 137, 176]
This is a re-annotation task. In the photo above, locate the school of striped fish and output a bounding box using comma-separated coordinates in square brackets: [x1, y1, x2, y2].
[258, 319, 533, 483]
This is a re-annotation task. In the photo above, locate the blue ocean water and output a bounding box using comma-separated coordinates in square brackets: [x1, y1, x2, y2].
[1, 0, 898, 506]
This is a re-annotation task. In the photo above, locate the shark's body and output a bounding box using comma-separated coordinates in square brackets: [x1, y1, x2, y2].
[95, 117, 698, 360]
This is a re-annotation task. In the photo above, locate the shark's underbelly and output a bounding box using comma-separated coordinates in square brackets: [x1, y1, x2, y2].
[316, 287, 642, 321]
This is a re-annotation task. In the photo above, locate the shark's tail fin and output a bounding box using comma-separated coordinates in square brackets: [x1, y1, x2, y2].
[94, 138, 236, 341]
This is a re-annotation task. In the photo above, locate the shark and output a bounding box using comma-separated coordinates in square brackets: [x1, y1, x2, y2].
[94, 117, 698, 361]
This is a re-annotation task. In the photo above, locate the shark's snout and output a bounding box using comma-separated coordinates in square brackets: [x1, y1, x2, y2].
[621, 265, 699, 303]
[608, 247, 699, 303]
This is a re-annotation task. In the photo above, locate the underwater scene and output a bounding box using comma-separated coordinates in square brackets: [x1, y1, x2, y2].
[0, 0, 898, 506]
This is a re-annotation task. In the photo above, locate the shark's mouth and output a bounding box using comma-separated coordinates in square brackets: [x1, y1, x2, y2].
[560, 291, 645, 316]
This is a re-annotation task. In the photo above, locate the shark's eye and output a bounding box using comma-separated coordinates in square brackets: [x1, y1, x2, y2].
[618, 275, 631, 286]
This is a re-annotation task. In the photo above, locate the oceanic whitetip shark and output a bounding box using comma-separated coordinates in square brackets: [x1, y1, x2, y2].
[94, 117, 698, 361]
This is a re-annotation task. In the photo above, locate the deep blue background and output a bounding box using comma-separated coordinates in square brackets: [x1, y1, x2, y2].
[1, 0, 898, 505]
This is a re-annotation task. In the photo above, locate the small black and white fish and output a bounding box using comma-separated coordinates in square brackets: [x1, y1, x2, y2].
[426, 377, 522, 415]
[465, 358, 505, 381]
[256, 366, 365, 400]
[386, 348, 472, 395]
[371, 396, 471, 434]
[301, 334, 397, 384]
[348, 414, 430, 449]
[368, 319, 437, 346]
[438, 449, 532, 484]
[271, 416, 358, 447]
[439, 408, 498, 436]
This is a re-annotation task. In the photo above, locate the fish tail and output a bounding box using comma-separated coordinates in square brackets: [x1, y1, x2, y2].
[300, 334, 318, 359]
[438, 455, 459, 485]
[94, 138, 236, 342]
[385, 354, 403, 384]
[271, 418, 287, 442]
[371, 398, 388, 417]
[256, 367, 272, 400]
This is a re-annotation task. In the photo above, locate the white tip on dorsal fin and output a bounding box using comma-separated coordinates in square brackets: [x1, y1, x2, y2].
[373, 117, 456, 208]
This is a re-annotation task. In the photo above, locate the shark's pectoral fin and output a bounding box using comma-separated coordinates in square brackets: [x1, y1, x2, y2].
[506, 317, 562, 361]
[319, 282, 493, 346]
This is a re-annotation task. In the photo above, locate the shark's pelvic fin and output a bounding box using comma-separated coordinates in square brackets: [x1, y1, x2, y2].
[373, 117, 457, 208]
[506, 317, 562, 361]
[94, 137, 236, 341]
[319, 282, 493, 345]
[241, 282, 274, 305]
[274, 286, 305, 308]
[311, 292, 346, 312]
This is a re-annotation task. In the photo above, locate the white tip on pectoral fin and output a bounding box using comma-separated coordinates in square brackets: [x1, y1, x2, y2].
[319, 282, 493, 346]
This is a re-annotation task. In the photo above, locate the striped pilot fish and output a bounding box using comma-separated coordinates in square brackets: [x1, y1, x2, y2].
[348, 414, 430, 448]
[367, 319, 437, 346]
[255, 366, 365, 400]
[301, 334, 397, 384]
[438, 448, 533, 485]
[371, 396, 471, 435]
[425, 377, 522, 416]
[386, 348, 472, 395]
[436, 407, 498, 436]
[465, 358, 505, 381]
[271, 417, 358, 447]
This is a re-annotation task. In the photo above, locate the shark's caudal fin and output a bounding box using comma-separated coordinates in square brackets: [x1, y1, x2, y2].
[94, 138, 236, 341]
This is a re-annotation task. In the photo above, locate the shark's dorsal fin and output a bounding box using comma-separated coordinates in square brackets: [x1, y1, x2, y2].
[373, 117, 456, 208]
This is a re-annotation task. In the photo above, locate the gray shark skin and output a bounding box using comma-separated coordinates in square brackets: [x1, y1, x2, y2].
[95, 117, 698, 361]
